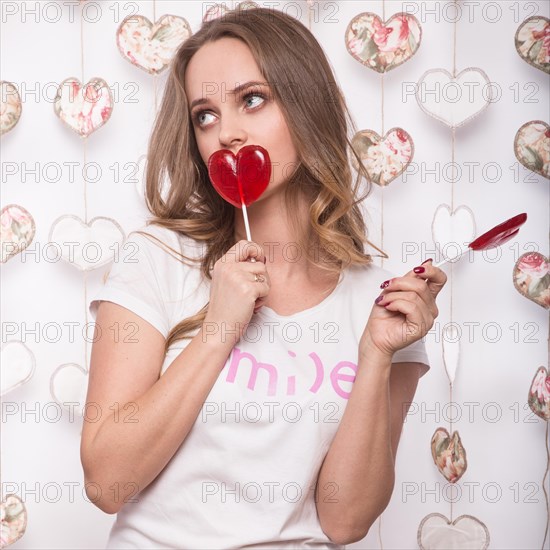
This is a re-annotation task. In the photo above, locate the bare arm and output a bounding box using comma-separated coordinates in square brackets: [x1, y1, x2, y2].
[80, 301, 233, 514]
[315, 351, 423, 545]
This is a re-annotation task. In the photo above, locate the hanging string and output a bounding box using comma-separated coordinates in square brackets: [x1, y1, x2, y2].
[153, 0, 158, 111]
[80, 0, 90, 375]
[379, 0, 386, 271]
[542, 275, 550, 549]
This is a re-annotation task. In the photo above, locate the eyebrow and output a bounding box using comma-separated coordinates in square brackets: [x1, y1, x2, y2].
[189, 80, 269, 111]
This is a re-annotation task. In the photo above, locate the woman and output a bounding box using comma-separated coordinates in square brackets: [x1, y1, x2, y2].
[82, 7, 446, 549]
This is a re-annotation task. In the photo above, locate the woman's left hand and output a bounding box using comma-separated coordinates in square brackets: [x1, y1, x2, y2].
[359, 259, 448, 362]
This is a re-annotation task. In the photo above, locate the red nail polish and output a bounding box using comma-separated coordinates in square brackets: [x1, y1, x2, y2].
[375, 295, 384, 304]
[413, 266, 425, 274]
[421, 258, 434, 265]
[380, 279, 390, 289]
[263, 257, 267, 264]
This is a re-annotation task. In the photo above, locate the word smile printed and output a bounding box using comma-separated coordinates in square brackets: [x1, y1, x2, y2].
[222, 346, 358, 399]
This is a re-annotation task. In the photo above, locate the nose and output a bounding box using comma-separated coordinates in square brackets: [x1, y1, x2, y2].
[218, 110, 247, 151]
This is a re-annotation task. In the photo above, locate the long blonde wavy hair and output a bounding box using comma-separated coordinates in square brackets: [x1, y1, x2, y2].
[131, 7, 386, 354]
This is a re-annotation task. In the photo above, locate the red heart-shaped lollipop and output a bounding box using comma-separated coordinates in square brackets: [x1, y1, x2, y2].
[468, 212, 527, 250]
[207, 145, 271, 208]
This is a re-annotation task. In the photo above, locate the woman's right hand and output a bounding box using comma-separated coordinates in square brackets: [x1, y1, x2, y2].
[203, 239, 270, 347]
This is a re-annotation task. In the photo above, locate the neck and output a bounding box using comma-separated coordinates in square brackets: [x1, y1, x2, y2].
[233, 189, 317, 278]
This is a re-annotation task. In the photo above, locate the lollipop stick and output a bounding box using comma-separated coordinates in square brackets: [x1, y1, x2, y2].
[241, 202, 257, 263]
[431, 246, 470, 268]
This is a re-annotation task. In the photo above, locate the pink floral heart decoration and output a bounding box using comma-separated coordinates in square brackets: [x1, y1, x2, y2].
[203, 3, 228, 22]
[515, 16, 550, 74]
[54, 77, 113, 137]
[350, 128, 414, 186]
[1, 204, 36, 263]
[0, 494, 27, 547]
[514, 120, 550, 180]
[0, 81, 22, 135]
[430, 427, 467, 483]
[418, 513, 490, 550]
[513, 252, 549, 309]
[528, 366, 550, 421]
[345, 12, 422, 73]
[116, 14, 192, 74]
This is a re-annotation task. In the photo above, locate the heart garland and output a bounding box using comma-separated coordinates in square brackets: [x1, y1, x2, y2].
[53, 77, 113, 137]
[515, 16, 550, 74]
[442, 324, 460, 386]
[512, 252, 549, 309]
[0, 81, 22, 135]
[345, 12, 422, 73]
[48, 215, 125, 271]
[528, 366, 550, 421]
[430, 428, 468, 483]
[0, 495, 27, 547]
[50, 363, 89, 416]
[431, 204, 477, 263]
[513, 120, 550, 180]
[416, 68, 492, 128]
[0, 341, 36, 397]
[116, 14, 192, 74]
[0, 204, 36, 263]
[350, 128, 414, 186]
[418, 513, 490, 549]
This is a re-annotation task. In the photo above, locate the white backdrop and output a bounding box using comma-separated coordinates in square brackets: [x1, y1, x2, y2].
[1, 1, 549, 548]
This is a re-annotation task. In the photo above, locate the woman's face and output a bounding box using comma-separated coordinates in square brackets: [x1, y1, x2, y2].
[184, 37, 299, 202]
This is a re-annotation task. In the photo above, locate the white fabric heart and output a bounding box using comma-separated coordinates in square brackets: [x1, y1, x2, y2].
[432, 204, 476, 262]
[418, 513, 490, 549]
[50, 363, 89, 416]
[0, 341, 36, 396]
[416, 68, 492, 128]
[442, 324, 460, 385]
[48, 215, 125, 271]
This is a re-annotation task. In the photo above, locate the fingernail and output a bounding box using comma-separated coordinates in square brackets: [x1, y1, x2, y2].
[375, 295, 384, 304]
[380, 279, 391, 289]
[421, 258, 434, 265]
[413, 266, 425, 274]
[263, 257, 267, 264]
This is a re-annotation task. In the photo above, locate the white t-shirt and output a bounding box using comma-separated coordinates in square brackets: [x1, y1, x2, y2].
[89, 224, 430, 549]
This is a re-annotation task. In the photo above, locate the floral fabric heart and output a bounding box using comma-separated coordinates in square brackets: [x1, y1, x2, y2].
[431, 427, 467, 483]
[0, 81, 22, 135]
[345, 12, 422, 73]
[0, 494, 27, 547]
[416, 68, 492, 128]
[0, 341, 36, 396]
[50, 363, 89, 416]
[418, 513, 490, 549]
[515, 16, 550, 74]
[513, 252, 549, 309]
[528, 366, 550, 421]
[48, 215, 125, 271]
[117, 14, 192, 74]
[54, 77, 113, 137]
[514, 120, 550, 180]
[1, 204, 36, 263]
[350, 128, 414, 186]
